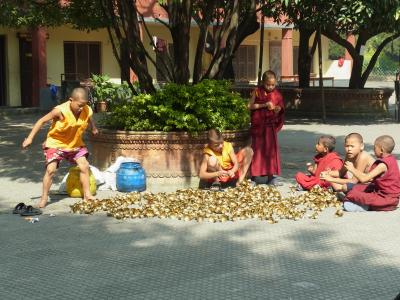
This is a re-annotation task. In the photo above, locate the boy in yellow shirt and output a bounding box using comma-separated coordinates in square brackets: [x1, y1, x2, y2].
[22, 87, 98, 208]
[199, 129, 253, 190]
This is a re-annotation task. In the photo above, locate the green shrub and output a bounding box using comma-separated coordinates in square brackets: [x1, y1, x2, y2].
[90, 74, 115, 103]
[102, 80, 250, 132]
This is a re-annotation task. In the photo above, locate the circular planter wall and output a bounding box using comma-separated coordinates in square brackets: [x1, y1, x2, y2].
[233, 85, 394, 117]
[89, 129, 250, 178]
[281, 87, 393, 117]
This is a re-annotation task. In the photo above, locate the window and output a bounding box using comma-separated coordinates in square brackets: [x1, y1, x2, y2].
[64, 42, 101, 81]
[233, 45, 256, 82]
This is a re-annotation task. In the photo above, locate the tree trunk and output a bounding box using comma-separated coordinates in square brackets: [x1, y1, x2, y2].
[169, 0, 192, 85]
[193, 24, 207, 83]
[348, 56, 364, 89]
[192, 1, 216, 84]
[348, 33, 367, 89]
[298, 27, 313, 88]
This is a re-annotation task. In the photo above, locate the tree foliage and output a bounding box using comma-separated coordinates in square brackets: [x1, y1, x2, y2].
[0, 0, 65, 27]
[264, 0, 400, 88]
[322, 0, 400, 88]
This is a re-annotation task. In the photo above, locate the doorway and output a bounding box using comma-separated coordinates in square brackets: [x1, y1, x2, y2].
[18, 36, 33, 107]
[0, 36, 6, 106]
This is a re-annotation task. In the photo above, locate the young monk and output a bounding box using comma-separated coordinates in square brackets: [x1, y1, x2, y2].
[199, 129, 253, 190]
[320, 133, 375, 192]
[295, 135, 343, 190]
[343, 135, 400, 211]
[22, 87, 98, 208]
[249, 70, 284, 184]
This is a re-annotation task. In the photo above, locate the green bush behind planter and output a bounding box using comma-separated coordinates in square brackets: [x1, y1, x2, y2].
[101, 80, 250, 132]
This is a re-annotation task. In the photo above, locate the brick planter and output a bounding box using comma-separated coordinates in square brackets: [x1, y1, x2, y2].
[233, 85, 393, 117]
[89, 129, 249, 178]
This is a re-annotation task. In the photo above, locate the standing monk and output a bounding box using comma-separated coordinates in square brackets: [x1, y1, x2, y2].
[249, 70, 284, 184]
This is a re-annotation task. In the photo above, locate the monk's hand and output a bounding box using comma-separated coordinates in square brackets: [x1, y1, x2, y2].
[92, 127, 99, 135]
[265, 102, 274, 110]
[306, 162, 313, 173]
[344, 161, 355, 172]
[22, 137, 32, 149]
[227, 170, 235, 178]
[217, 170, 229, 178]
[319, 171, 329, 180]
[273, 106, 281, 114]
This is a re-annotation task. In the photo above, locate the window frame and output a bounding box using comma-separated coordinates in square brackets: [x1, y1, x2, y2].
[63, 41, 102, 81]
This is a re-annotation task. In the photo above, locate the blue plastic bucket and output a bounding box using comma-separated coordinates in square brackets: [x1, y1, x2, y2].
[116, 162, 146, 192]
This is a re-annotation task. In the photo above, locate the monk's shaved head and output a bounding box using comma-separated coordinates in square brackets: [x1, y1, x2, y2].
[375, 135, 395, 153]
[71, 87, 88, 101]
[345, 133, 363, 144]
[319, 135, 336, 152]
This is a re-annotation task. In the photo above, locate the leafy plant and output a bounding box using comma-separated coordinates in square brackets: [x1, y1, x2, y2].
[90, 74, 115, 104]
[102, 80, 250, 132]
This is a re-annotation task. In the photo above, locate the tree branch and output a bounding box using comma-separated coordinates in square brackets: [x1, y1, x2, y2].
[139, 13, 175, 82]
[322, 29, 357, 58]
[361, 32, 400, 86]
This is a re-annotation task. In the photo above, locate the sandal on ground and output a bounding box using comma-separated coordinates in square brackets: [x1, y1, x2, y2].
[210, 182, 222, 191]
[20, 205, 42, 217]
[13, 202, 27, 214]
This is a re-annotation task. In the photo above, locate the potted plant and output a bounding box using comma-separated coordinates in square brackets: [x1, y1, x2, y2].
[90, 74, 115, 112]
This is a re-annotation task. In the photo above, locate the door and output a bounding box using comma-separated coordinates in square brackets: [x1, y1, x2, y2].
[0, 36, 6, 106]
[269, 42, 281, 79]
[19, 36, 33, 107]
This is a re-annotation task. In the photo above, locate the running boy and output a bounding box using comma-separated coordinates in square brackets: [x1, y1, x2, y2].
[295, 135, 343, 190]
[22, 87, 98, 208]
[343, 135, 400, 211]
[320, 133, 374, 192]
[249, 70, 284, 184]
[199, 129, 253, 190]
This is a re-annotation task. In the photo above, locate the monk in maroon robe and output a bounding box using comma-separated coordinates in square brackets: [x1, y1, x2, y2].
[296, 135, 343, 190]
[249, 70, 284, 181]
[344, 135, 400, 211]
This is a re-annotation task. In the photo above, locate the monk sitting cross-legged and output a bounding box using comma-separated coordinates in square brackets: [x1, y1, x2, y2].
[295, 135, 343, 190]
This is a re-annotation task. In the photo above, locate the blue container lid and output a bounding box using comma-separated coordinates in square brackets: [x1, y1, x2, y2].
[120, 162, 141, 168]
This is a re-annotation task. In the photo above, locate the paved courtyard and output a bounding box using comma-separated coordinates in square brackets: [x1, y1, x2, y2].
[1, 82, 400, 299]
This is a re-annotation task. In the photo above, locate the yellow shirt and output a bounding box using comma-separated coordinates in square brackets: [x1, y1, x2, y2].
[45, 101, 93, 149]
[203, 141, 234, 170]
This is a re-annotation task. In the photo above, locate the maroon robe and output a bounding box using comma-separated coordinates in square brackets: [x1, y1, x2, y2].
[295, 152, 343, 190]
[346, 155, 400, 211]
[250, 87, 284, 176]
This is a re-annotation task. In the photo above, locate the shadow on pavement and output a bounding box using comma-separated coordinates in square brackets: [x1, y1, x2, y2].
[0, 215, 399, 299]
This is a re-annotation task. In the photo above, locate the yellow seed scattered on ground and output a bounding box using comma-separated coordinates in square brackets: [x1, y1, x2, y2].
[70, 182, 341, 223]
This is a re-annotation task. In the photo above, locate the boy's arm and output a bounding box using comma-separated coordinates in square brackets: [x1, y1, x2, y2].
[89, 117, 99, 135]
[320, 164, 353, 184]
[198, 154, 228, 180]
[321, 176, 357, 185]
[344, 161, 387, 183]
[227, 149, 239, 177]
[22, 108, 61, 149]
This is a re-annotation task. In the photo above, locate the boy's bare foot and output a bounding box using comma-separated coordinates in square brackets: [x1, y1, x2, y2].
[38, 199, 47, 208]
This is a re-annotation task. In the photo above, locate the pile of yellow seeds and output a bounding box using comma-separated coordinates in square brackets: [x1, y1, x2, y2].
[70, 181, 344, 223]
